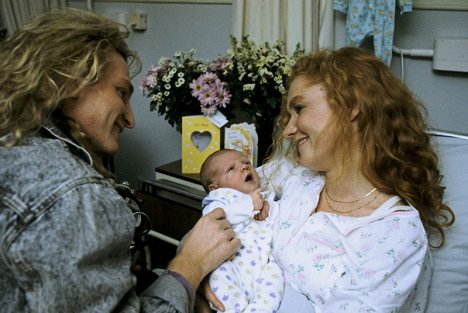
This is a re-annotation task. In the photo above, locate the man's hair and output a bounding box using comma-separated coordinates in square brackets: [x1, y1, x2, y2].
[0, 9, 141, 176]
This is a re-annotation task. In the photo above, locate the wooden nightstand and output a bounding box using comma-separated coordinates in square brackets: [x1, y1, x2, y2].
[136, 160, 206, 269]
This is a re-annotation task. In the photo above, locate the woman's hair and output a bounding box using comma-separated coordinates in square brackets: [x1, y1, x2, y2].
[0, 8, 141, 177]
[269, 47, 454, 247]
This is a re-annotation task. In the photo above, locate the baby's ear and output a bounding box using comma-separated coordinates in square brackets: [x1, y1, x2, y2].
[208, 183, 218, 191]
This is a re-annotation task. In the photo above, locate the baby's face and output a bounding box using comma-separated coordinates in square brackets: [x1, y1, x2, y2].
[209, 150, 260, 194]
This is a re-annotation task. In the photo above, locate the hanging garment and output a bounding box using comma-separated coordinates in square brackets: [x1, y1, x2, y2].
[334, 0, 413, 65]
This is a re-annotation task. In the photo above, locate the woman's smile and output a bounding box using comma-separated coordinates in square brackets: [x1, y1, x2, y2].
[297, 137, 309, 147]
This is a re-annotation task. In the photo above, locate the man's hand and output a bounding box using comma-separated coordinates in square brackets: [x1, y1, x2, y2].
[167, 208, 240, 289]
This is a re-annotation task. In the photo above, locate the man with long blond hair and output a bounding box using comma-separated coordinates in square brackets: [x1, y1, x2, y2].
[0, 9, 239, 312]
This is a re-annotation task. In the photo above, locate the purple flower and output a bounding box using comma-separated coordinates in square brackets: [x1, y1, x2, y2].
[190, 72, 231, 116]
[209, 56, 229, 71]
[199, 88, 216, 106]
[189, 80, 203, 96]
[201, 105, 218, 116]
[218, 89, 231, 107]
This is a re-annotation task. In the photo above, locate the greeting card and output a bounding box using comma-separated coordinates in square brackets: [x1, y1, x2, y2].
[182, 116, 221, 174]
[224, 122, 258, 167]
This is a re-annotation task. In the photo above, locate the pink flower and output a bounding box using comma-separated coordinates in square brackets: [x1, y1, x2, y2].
[209, 57, 229, 71]
[190, 72, 231, 116]
[201, 105, 218, 116]
[218, 89, 231, 108]
[189, 80, 203, 97]
[199, 88, 216, 106]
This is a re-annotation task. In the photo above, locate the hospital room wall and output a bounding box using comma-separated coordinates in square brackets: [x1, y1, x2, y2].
[334, 9, 468, 135]
[68, 1, 468, 187]
[381, 10, 467, 135]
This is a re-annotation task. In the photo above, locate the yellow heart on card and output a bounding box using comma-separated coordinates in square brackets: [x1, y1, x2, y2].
[182, 115, 220, 174]
[190, 131, 212, 152]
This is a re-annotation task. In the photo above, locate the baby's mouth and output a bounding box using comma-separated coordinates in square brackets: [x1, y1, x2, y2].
[245, 173, 253, 182]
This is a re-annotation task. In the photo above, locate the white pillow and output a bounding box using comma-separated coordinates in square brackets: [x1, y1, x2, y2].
[427, 133, 468, 313]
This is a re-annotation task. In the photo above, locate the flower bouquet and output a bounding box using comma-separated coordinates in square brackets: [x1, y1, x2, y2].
[140, 36, 304, 158]
[219, 36, 303, 132]
[139, 49, 213, 132]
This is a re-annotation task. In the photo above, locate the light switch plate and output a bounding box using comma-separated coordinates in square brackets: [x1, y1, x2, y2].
[129, 12, 147, 31]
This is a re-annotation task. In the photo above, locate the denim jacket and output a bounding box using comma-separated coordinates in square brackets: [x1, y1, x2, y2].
[0, 122, 190, 312]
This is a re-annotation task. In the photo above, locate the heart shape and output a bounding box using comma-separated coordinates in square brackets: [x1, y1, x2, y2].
[191, 131, 212, 152]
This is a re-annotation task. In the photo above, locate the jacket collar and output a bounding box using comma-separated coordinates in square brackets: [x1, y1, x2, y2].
[41, 119, 94, 166]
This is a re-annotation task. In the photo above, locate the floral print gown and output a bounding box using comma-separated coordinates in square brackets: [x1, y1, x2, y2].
[258, 158, 431, 313]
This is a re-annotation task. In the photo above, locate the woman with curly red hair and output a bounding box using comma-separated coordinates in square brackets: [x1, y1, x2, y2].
[199, 47, 454, 313]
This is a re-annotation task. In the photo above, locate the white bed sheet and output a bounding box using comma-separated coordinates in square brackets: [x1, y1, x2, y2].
[277, 285, 315, 313]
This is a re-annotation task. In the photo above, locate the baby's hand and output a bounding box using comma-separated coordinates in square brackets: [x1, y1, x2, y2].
[250, 188, 264, 211]
[254, 200, 270, 221]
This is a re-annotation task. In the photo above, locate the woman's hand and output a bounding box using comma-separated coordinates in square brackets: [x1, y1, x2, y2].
[195, 277, 224, 312]
[194, 295, 213, 313]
